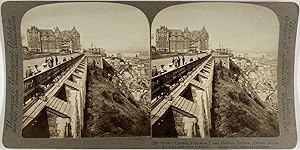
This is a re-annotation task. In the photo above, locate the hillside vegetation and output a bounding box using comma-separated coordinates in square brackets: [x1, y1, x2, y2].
[82, 64, 150, 137]
[211, 62, 279, 137]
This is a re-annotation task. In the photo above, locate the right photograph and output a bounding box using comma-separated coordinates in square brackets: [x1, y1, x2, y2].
[151, 3, 279, 138]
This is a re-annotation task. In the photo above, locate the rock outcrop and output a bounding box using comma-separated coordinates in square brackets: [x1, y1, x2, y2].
[211, 61, 279, 137]
[82, 64, 150, 137]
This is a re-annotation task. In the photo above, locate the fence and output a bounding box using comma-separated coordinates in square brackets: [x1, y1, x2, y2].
[151, 54, 211, 101]
[23, 54, 84, 105]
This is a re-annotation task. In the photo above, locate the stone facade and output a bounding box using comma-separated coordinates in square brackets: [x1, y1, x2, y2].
[26, 26, 81, 53]
[155, 26, 209, 53]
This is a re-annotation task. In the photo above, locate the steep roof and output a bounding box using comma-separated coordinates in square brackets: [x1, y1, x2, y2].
[71, 26, 80, 36]
[169, 29, 183, 35]
[71, 26, 77, 32]
[61, 30, 74, 39]
[39, 29, 55, 36]
[54, 26, 60, 33]
[200, 26, 208, 36]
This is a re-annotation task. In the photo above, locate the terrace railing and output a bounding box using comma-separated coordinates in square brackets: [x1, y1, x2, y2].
[151, 54, 211, 102]
[23, 54, 84, 106]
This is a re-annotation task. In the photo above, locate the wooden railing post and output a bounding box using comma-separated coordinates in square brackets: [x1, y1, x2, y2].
[151, 54, 211, 101]
[23, 54, 84, 106]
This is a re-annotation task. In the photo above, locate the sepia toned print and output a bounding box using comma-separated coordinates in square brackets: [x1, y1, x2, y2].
[21, 2, 150, 138]
[0, 0, 299, 149]
[151, 3, 279, 138]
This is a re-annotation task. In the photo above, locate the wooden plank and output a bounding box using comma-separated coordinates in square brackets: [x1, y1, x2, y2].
[204, 65, 211, 69]
[46, 85, 62, 99]
[198, 72, 208, 79]
[22, 101, 46, 129]
[174, 96, 183, 108]
[187, 103, 196, 115]
[49, 97, 58, 107]
[185, 102, 196, 113]
[171, 96, 181, 106]
[173, 97, 182, 108]
[191, 80, 204, 89]
[63, 104, 71, 116]
[73, 82, 79, 88]
[55, 99, 64, 111]
[151, 99, 168, 117]
[171, 83, 181, 93]
[72, 72, 82, 79]
[64, 80, 72, 87]
[22, 99, 43, 123]
[169, 57, 211, 99]
[65, 79, 80, 90]
[53, 98, 63, 110]
[177, 96, 187, 110]
[170, 84, 182, 97]
[202, 70, 208, 76]
[151, 117, 160, 126]
[185, 100, 193, 112]
[60, 102, 68, 115]
[203, 68, 210, 73]
[151, 56, 212, 124]
[71, 80, 77, 87]
[65, 80, 72, 85]
[50, 98, 60, 109]
[45, 86, 55, 97]
[174, 83, 189, 98]
[79, 64, 85, 67]
[36, 101, 46, 112]
[152, 102, 170, 119]
[190, 80, 197, 86]
[47, 97, 56, 108]
[48, 97, 58, 108]
[151, 101, 172, 125]
[182, 98, 190, 111]
[76, 68, 84, 73]
[46, 96, 55, 107]
[23, 56, 86, 128]
[70, 80, 75, 88]
[22, 118, 33, 129]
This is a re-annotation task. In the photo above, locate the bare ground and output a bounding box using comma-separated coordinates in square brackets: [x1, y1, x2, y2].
[211, 64, 279, 137]
[82, 64, 150, 137]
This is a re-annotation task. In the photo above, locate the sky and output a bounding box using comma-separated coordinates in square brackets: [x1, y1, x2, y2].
[21, 2, 149, 53]
[152, 3, 280, 54]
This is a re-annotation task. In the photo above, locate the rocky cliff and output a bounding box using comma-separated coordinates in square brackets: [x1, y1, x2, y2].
[82, 64, 150, 137]
[211, 61, 279, 137]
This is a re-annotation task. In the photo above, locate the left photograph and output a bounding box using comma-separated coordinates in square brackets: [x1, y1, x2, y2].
[21, 2, 151, 138]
